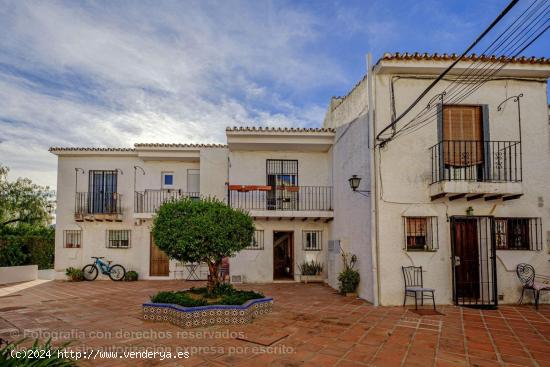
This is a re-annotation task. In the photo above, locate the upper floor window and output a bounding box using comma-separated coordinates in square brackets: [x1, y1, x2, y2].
[266, 159, 298, 210]
[303, 230, 322, 251]
[187, 169, 200, 195]
[495, 217, 542, 251]
[88, 170, 118, 214]
[64, 230, 82, 248]
[106, 230, 131, 249]
[162, 172, 174, 189]
[403, 217, 438, 252]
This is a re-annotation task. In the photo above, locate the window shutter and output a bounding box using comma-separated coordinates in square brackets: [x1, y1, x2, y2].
[443, 106, 483, 166]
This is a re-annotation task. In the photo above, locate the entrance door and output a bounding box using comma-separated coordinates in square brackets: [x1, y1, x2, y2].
[150, 234, 169, 276]
[450, 217, 497, 308]
[273, 231, 294, 279]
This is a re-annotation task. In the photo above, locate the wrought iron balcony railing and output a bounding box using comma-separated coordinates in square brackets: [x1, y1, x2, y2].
[134, 190, 200, 213]
[228, 185, 333, 211]
[430, 140, 522, 184]
[75, 192, 123, 215]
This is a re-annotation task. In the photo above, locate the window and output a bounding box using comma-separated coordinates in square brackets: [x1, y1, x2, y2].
[442, 105, 483, 167]
[247, 230, 264, 250]
[64, 230, 82, 248]
[187, 169, 200, 196]
[495, 217, 542, 250]
[266, 159, 298, 210]
[107, 230, 131, 249]
[303, 230, 322, 251]
[404, 217, 438, 251]
[162, 172, 174, 189]
[88, 170, 118, 214]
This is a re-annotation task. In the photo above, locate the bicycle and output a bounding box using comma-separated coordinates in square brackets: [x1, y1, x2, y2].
[82, 257, 126, 281]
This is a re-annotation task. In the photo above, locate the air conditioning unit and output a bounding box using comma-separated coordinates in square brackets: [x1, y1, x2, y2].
[328, 240, 341, 253]
[230, 275, 244, 284]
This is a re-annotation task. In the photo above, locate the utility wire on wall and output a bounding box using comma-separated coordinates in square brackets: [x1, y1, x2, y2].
[375, 0, 549, 146]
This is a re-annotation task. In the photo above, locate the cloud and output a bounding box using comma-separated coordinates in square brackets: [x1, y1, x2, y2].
[0, 0, 347, 187]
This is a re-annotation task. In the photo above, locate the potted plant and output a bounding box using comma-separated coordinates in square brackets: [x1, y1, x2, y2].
[298, 260, 324, 283]
[338, 252, 360, 296]
[65, 267, 83, 281]
[124, 270, 139, 281]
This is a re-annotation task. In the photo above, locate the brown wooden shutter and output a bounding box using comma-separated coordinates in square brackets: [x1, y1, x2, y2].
[443, 105, 483, 166]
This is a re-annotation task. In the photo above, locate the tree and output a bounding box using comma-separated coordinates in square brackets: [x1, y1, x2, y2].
[0, 165, 54, 229]
[152, 197, 254, 289]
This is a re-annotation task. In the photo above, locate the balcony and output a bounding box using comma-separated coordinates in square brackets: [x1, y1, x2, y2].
[75, 192, 123, 222]
[228, 185, 333, 221]
[134, 190, 200, 216]
[429, 140, 523, 201]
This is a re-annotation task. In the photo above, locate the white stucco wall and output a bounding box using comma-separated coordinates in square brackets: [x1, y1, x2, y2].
[371, 67, 550, 305]
[53, 148, 226, 280]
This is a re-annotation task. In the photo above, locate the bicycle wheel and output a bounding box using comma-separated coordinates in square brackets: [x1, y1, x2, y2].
[82, 264, 98, 281]
[108, 264, 126, 281]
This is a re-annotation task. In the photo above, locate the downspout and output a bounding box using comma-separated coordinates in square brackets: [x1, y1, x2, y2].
[367, 53, 381, 306]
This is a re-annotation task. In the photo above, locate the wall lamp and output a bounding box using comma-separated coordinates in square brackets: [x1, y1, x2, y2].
[348, 175, 370, 197]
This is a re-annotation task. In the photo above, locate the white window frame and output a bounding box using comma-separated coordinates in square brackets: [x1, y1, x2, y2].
[303, 230, 322, 251]
[63, 230, 82, 248]
[106, 230, 131, 249]
[161, 171, 175, 189]
[246, 230, 264, 250]
[403, 216, 438, 252]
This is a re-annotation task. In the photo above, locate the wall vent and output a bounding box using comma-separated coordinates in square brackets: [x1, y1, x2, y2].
[230, 275, 243, 284]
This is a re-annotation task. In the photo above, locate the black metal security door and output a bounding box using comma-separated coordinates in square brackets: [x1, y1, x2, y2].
[266, 159, 298, 210]
[450, 216, 497, 309]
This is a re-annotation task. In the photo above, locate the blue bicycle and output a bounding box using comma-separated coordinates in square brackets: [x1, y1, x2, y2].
[82, 257, 126, 281]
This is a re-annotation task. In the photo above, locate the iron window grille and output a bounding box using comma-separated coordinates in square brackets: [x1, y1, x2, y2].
[494, 217, 542, 251]
[303, 230, 322, 251]
[403, 217, 439, 251]
[247, 230, 264, 250]
[106, 230, 131, 249]
[63, 230, 82, 248]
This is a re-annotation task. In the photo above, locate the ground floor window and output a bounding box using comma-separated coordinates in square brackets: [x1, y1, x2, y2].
[247, 230, 264, 250]
[495, 217, 542, 250]
[403, 217, 438, 251]
[106, 230, 131, 249]
[303, 230, 322, 251]
[63, 230, 82, 248]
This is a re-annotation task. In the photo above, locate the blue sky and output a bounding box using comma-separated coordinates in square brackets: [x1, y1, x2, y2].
[0, 0, 548, 188]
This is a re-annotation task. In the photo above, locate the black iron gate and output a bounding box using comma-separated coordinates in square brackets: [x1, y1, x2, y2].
[450, 216, 498, 309]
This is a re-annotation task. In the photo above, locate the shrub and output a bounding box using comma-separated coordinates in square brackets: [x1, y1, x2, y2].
[218, 291, 265, 305]
[0, 241, 28, 267]
[150, 291, 208, 307]
[298, 260, 323, 276]
[65, 267, 83, 281]
[124, 270, 138, 281]
[152, 198, 254, 290]
[0, 338, 75, 366]
[338, 269, 360, 294]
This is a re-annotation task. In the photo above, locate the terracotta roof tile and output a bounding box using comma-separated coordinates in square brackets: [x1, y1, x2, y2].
[134, 143, 227, 148]
[380, 52, 549, 64]
[49, 147, 135, 152]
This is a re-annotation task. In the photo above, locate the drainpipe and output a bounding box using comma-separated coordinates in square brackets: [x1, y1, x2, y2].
[367, 53, 381, 306]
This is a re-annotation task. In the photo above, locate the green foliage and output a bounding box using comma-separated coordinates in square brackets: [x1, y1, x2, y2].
[65, 267, 83, 281]
[298, 260, 323, 276]
[0, 165, 54, 229]
[152, 197, 254, 287]
[150, 291, 208, 307]
[151, 285, 264, 307]
[338, 251, 360, 294]
[124, 270, 139, 281]
[0, 227, 54, 269]
[0, 337, 75, 366]
[338, 268, 360, 294]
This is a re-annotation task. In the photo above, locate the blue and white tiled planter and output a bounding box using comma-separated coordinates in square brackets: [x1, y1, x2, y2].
[143, 298, 273, 328]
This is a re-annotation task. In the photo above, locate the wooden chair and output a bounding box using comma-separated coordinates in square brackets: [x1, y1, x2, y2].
[402, 266, 436, 310]
[516, 263, 550, 310]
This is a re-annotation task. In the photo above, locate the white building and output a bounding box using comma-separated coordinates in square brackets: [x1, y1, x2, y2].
[51, 52, 550, 307]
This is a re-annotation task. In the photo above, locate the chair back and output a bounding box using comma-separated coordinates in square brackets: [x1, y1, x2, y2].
[516, 263, 535, 287]
[402, 266, 423, 288]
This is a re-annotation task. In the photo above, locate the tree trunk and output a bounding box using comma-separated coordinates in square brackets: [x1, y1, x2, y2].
[207, 259, 221, 291]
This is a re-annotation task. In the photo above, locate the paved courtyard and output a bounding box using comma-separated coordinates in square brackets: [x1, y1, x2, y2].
[0, 280, 549, 366]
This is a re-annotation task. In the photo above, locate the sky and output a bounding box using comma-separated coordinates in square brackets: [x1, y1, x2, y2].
[0, 0, 548, 189]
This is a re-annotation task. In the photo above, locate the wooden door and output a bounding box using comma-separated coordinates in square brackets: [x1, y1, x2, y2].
[150, 234, 169, 276]
[452, 218, 480, 301]
[273, 231, 294, 279]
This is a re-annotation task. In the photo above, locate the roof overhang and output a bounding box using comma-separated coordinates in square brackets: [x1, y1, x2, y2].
[226, 129, 334, 152]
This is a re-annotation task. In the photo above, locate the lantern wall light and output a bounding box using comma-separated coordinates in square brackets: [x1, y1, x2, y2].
[348, 175, 370, 197]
